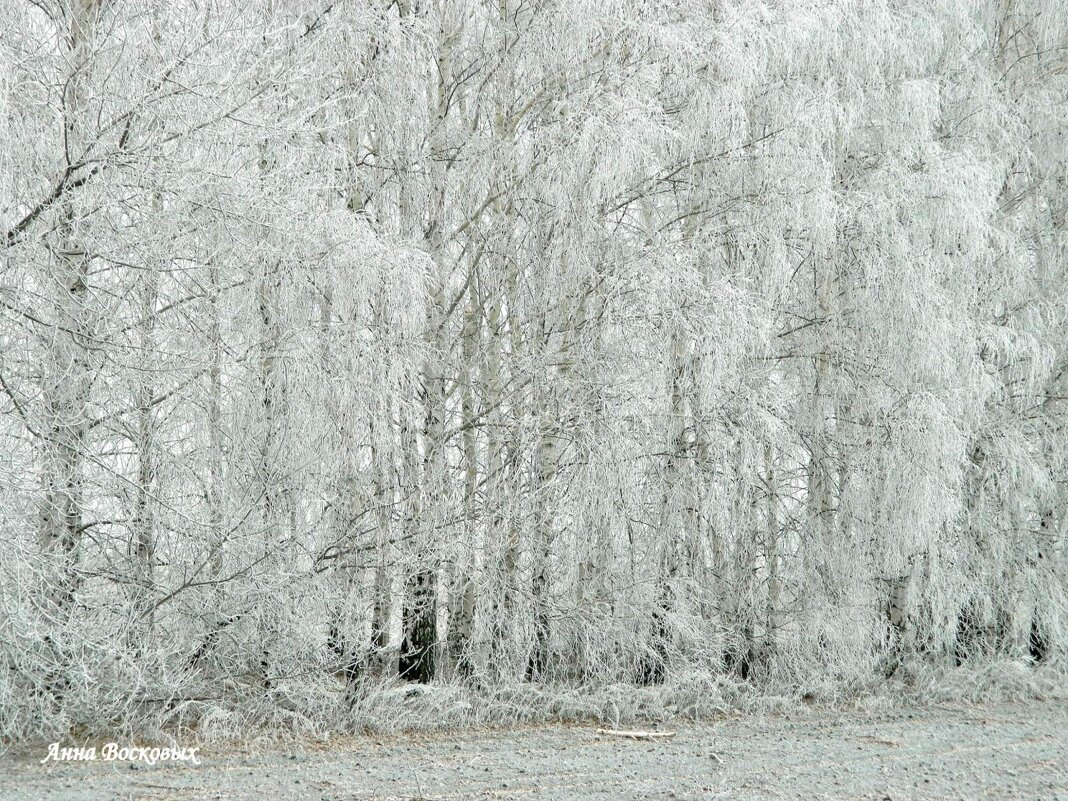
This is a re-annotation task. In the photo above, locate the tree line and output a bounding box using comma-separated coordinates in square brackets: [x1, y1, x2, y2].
[0, 0, 1064, 739]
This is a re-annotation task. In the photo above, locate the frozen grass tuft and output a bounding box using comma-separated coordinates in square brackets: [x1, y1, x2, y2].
[903, 659, 1068, 704]
[4, 661, 1065, 753]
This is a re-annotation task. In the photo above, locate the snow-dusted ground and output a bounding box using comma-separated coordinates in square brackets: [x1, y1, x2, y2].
[3, 699, 1065, 800]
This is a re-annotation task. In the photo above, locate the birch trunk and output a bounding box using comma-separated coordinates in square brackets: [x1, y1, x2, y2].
[37, 0, 98, 696]
[485, 0, 524, 681]
[399, 1, 453, 684]
[641, 325, 689, 685]
[130, 202, 160, 649]
[447, 288, 480, 678]
[764, 443, 781, 659]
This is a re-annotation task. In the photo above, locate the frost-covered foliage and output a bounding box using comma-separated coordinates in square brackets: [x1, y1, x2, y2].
[0, 0, 1065, 742]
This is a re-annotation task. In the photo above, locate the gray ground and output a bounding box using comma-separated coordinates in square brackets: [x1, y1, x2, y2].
[1, 700, 1065, 800]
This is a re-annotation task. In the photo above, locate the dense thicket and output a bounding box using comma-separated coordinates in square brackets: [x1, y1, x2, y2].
[0, 0, 1065, 740]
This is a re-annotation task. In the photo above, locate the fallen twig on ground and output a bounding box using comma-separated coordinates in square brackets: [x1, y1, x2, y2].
[595, 728, 677, 740]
